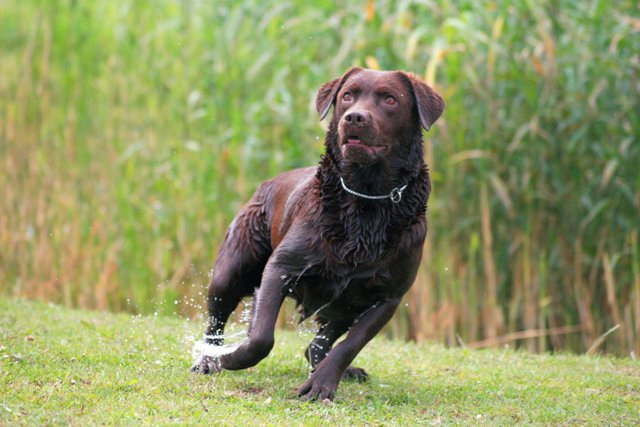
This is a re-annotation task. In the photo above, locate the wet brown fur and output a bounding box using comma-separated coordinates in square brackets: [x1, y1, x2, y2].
[191, 68, 444, 402]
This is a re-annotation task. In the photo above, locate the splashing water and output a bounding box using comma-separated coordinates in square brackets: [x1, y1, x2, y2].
[186, 293, 254, 365]
[190, 330, 248, 363]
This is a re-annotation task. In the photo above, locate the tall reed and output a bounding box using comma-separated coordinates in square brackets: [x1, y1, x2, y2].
[1, 0, 638, 354]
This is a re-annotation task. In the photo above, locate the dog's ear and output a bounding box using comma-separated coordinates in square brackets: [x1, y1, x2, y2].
[403, 73, 445, 131]
[316, 67, 363, 120]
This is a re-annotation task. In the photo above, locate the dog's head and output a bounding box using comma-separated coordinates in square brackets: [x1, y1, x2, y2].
[316, 67, 444, 166]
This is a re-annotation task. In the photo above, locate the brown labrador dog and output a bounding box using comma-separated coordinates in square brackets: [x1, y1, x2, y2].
[191, 67, 444, 401]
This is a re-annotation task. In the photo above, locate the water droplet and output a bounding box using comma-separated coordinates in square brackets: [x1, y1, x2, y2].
[191, 331, 247, 362]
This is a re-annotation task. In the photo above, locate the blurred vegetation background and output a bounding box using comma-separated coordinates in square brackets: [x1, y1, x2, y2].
[1, 0, 638, 355]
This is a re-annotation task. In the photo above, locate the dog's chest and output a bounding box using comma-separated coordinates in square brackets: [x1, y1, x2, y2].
[292, 259, 393, 321]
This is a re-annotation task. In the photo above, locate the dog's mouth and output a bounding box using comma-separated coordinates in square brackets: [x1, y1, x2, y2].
[343, 135, 388, 156]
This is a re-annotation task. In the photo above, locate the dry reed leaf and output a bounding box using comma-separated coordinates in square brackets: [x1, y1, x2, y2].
[530, 53, 545, 76]
[468, 325, 584, 349]
[588, 79, 607, 112]
[405, 30, 422, 63]
[603, 254, 624, 348]
[424, 44, 443, 87]
[365, 0, 375, 22]
[620, 15, 640, 31]
[449, 149, 492, 163]
[600, 159, 618, 190]
[480, 184, 502, 339]
[587, 324, 621, 355]
[489, 173, 514, 216]
[365, 56, 380, 70]
[487, 16, 504, 78]
[537, 22, 555, 66]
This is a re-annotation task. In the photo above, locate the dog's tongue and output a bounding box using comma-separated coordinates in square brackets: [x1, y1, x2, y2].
[347, 138, 362, 144]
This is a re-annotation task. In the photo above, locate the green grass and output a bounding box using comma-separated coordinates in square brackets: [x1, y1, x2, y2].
[1, 297, 639, 425]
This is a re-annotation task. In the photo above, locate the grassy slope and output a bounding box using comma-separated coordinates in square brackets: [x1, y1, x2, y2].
[1, 297, 638, 426]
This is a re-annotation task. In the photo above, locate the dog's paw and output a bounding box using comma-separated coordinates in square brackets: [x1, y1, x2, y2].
[190, 355, 221, 375]
[341, 366, 368, 382]
[296, 372, 339, 402]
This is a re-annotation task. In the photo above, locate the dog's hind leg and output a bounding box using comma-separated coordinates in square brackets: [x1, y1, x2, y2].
[304, 320, 350, 368]
[305, 319, 369, 382]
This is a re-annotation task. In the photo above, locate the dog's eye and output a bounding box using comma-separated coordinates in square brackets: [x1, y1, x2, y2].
[385, 95, 397, 106]
[342, 92, 353, 102]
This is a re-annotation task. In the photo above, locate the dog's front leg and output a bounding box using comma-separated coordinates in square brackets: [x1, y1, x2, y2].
[296, 298, 400, 401]
[218, 263, 287, 371]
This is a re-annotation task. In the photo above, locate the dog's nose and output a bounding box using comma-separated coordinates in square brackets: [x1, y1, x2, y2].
[344, 111, 370, 126]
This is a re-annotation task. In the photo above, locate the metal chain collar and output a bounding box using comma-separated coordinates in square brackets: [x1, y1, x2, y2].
[339, 177, 408, 204]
